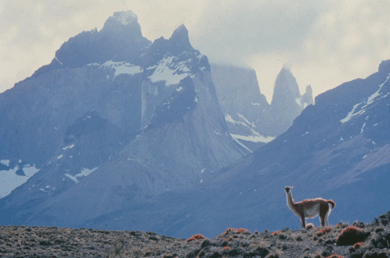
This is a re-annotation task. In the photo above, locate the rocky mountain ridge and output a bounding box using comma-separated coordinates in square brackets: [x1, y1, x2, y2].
[211, 64, 313, 151]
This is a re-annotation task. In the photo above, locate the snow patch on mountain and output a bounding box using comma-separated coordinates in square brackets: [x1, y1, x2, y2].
[231, 137, 252, 153]
[225, 113, 258, 131]
[149, 56, 194, 86]
[0, 164, 40, 198]
[360, 123, 366, 134]
[225, 114, 252, 129]
[40, 185, 56, 193]
[63, 144, 75, 151]
[0, 160, 10, 166]
[341, 74, 390, 124]
[101, 61, 143, 78]
[231, 132, 275, 144]
[54, 56, 63, 65]
[64, 167, 98, 184]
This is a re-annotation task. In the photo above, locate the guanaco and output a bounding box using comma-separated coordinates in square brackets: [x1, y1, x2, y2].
[285, 186, 335, 228]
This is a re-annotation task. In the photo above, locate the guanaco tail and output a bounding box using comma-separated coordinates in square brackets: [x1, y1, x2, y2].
[285, 186, 336, 228]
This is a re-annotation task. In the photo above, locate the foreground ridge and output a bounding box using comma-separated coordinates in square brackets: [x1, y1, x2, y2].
[0, 211, 390, 257]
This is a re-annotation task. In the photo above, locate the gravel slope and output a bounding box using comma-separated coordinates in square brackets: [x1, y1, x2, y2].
[0, 211, 390, 257]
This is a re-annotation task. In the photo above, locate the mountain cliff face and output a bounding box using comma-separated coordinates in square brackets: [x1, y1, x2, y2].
[0, 11, 247, 225]
[211, 64, 273, 151]
[211, 64, 313, 151]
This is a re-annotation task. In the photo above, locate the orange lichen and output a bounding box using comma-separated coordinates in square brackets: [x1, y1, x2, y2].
[271, 231, 280, 236]
[186, 234, 205, 242]
[218, 228, 250, 237]
[353, 242, 364, 249]
[223, 237, 233, 242]
[221, 246, 231, 251]
[326, 255, 343, 258]
[315, 227, 331, 236]
[336, 226, 367, 246]
[235, 228, 250, 234]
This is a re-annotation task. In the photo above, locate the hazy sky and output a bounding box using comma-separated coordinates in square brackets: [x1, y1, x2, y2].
[1, 0, 390, 102]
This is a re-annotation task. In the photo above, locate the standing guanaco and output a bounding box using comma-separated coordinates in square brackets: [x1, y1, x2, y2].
[285, 186, 335, 228]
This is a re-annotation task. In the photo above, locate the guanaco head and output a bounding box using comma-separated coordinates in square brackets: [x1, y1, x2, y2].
[285, 186, 293, 193]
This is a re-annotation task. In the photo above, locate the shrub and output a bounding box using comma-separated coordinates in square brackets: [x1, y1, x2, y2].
[336, 226, 369, 246]
[315, 227, 331, 236]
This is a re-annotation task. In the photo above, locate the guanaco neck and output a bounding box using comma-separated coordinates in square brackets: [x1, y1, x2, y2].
[286, 191, 295, 210]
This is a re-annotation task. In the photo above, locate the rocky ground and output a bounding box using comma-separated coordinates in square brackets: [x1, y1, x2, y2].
[0, 212, 390, 258]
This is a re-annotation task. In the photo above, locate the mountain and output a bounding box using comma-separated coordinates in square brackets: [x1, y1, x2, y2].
[0, 11, 247, 225]
[270, 66, 313, 135]
[45, 59, 390, 239]
[211, 64, 313, 151]
[170, 59, 390, 237]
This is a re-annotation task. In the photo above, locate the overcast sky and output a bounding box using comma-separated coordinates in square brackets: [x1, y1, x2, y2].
[1, 0, 390, 102]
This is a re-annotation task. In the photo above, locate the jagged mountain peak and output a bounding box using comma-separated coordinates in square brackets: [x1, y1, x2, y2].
[305, 84, 313, 94]
[100, 10, 144, 40]
[32, 11, 150, 78]
[282, 63, 292, 71]
[171, 24, 188, 37]
[378, 59, 390, 74]
[101, 10, 141, 32]
[168, 24, 194, 53]
[271, 66, 301, 105]
[268, 66, 313, 135]
[111, 11, 138, 26]
[301, 85, 314, 107]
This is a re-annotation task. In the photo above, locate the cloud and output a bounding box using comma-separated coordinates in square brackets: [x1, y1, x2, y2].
[189, 0, 322, 59]
[286, 1, 390, 98]
[1, 0, 390, 103]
